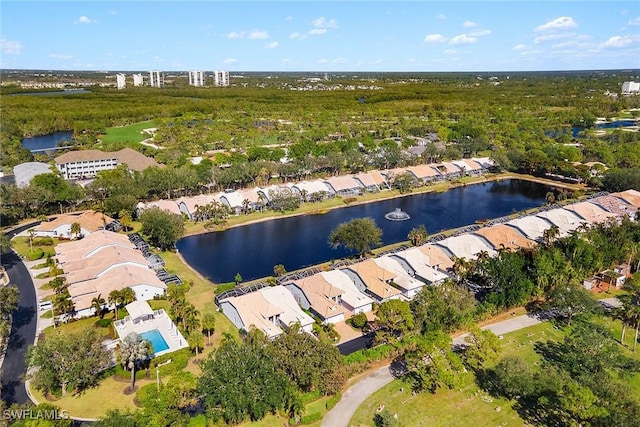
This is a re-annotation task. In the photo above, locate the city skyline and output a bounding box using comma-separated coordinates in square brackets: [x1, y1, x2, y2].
[1, 1, 639, 72]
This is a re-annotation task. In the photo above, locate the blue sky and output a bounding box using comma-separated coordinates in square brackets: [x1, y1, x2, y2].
[1, 1, 639, 72]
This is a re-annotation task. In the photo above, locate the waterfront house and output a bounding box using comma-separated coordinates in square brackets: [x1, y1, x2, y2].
[564, 201, 619, 225]
[323, 175, 363, 197]
[284, 275, 346, 324]
[319, 270, 374, 314]
[418, 244, 455, 272]
[506, 216, 555, 243]
[473, 224, 535, 252]
[373, 255, 426, 299]
[391, 248, 450, 285]
[341, 259, 401, 303]
[34, 210, 115, 239]
[405, 164, 441, 184]
[434, 234, 497, 261]
[535, 208, 586, 237]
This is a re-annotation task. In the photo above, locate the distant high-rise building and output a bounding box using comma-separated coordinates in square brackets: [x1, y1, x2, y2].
[622, 81, 640, 94]
[213, 70, 230, 87]
[149, 70, 163, 88]
[188, 70, 205, 87]
[132, 74, 144, 87]
[116, 73, 126, 89]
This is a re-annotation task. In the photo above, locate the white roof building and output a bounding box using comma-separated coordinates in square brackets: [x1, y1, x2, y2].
[319, 270, 374, 314]
[506, 216, 554, 242]
[535, 208, 586, 237]
[373, 255, 426, 299]
[392, 247, 450, 285]
[13, 162, 53, 188]
[434, 234, 497, 260]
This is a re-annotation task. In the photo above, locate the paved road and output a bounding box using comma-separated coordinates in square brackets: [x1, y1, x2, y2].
[1, 223, 40, 405]
[322, 299, 620, 427]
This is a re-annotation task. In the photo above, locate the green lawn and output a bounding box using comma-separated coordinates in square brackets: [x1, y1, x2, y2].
[101, 120, 156, 144]
[11, 236, 57, 260]
[350, 317, 640, 427]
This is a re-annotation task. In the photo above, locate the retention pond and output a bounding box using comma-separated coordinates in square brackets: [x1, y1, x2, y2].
[176, 179, 557, 283]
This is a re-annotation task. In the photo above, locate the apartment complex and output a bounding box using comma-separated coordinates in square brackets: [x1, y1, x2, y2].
[54, 147, 159, 180]
[213, 70, 229, 87]
[132, 73, 144, 87]
[622, 81, 640, 94]
[149, 70, 163, 88]
[116, 73, 126, 89]
[188, 70, 205, 87]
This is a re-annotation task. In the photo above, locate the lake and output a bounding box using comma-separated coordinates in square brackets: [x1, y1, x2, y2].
[21, 131, 74, 152]
[176, 179, 557, 283]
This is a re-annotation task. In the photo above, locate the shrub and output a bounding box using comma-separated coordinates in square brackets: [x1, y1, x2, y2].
[214, 282, 236, 295]
[151, 348, 190, 375]
[343, 197, 357, 204]
[188, 414, 207, 427]
[325, 392, 342, 410]
[349, 312, 368, 329]
[27, 248, 44, 260]
[95, 318, 112, 328]
[343, 344, 395, 365]
[115, 365, 148, 381]
[300, 389, 321, 404]
[300, 412, 322, 424]
[34, 237, 54, 246]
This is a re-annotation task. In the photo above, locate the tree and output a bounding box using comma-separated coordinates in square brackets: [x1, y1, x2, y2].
[328, 217, 382, 257]
[70, 222, 81, 239]
[410, 280, 476, 334]
[374, 410, 399, 427]
[267, 325, 346, 394]
[0, 234, 12, 254]
[462, 327, 502, 370]
[375, 299, 414, 343]
[139, 207, 185, 251]
[407, 224, 428, 246]
[544, 282, 600, 325]
[234, 272, 242, 285]
[273, 264, 287, 277]
[120, 287, 136, 306]
[201, 313, 216, 346]
[197, 338, 294, 424]
[0, 285, 20, 319]
[108, 289, 122, 320]
[188, 330, 204, 358]
[182, 304, 200, 333]
[405, 331, 466, 393]
[91, 294, 106, 318]
[119, 333, 150, 391]
[28, 328, 111, 396]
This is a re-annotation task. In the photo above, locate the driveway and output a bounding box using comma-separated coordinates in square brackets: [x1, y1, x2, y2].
[1, 222, 40, 405]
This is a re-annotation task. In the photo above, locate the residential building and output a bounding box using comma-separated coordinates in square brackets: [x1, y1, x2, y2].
[535, 208, 586, 237]
[473, 224, 535, 252]
[622, 81, 640, 94]
[132, 74, 144, 87]
[34, 210, 115, 239]
[149, 70, 163, 88]
[213, 70, 230, 87]
[188, 70, 205, 87]
[391, 247, 450, 285]
[54, 147, 159, 180]
[284, 275, 346, 324]
[319, 270, 374, 314]
[434, 234, 497, 261]
[506, 216, 554, 243]
[564, 201, 619, 224]
[373, 256, 425, 299]
[116, 73, 126, 89]
[342, 259, 401, 303]
[220, 285, 314, 339]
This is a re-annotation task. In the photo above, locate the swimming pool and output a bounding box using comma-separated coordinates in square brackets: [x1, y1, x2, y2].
[140, 329, 169, 354]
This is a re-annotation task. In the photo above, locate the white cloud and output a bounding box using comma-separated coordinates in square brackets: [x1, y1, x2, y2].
[282, 58, 293, 66]
[318, 58, 329, 64]
[599, 35, 634, 48]
[462, 20, 477, 28]
[513, 44, 527, 51]
[0, 36, 22, 54]
[470, 29, 491, 37]
[248, 30, 269, 40]
[290, 32, 306, 40]
[534, 16, 577, 32]
[312, 17, 338, 29]
[450, 34, 477, 45]
[437, 14, 446, 20]
[228, 31, 245, 39]
[49, 53, 73, 60]
[424, 33, 447, 43]
[265, 41, 279, 49]
[534, 32, 574, 44]
[629, 16, 640, 26]
[371, 59, 383, 65]
[223, 58, 237, 64]
[309, 28, 327, 36]
[75, 15, 96, 25]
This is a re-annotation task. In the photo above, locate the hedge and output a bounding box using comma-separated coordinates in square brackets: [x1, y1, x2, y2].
[300, 412, 322, 424]
[325, 392, 342, 410]
[27, 248, 44, 260]
[214, 282, 236, 295]
[151, 348, 190, 375]
[343, 344, 395, 365]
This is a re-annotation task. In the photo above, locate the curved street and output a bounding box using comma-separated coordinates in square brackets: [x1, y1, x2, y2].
[322, 298, 620, 427]
[1, 223, 40, 405]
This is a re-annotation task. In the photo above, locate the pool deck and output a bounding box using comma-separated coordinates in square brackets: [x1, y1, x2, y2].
[113, 309, 188, 356]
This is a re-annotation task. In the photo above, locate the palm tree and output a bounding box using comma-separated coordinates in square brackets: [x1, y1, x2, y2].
[91, 294, 105, 318]
[120, 288, 136, 306]
[119, 209, 132, 232]
[108, 290, 122, 320]
[119, 333, 150, 391]
[53, 291, 74, 323]
[202, 313, 216, 346]
[188, 330, 204, 359]
[183, 304, 200, 333]
[407, 225, 428, 246]
[542, 225, 560, 247]
[452, 256, 470, 282]
[70, 222, 81, 239]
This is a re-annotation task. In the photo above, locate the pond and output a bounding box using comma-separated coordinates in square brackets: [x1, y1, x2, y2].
[176, 179, 559, 283]
[21, 131, 74, 152]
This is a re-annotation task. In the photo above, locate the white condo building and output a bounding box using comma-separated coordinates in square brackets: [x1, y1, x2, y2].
[149, 70, 163, 88]
[132, 74, 144, 87]
[213, 70, 229, 87]
[116, 74, 126, 89]
[188, 70, 205, 87]
[622, 81, 640, 94]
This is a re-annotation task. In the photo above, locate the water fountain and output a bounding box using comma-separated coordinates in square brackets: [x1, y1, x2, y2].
[385, 208, 410, 221]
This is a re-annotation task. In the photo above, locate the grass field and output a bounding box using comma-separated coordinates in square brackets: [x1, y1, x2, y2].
[100, 120, 156, 144]
[349, 317, 640, 427]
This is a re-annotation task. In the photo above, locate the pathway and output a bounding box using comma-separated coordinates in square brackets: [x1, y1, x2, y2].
[322, 298, 620, 427]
